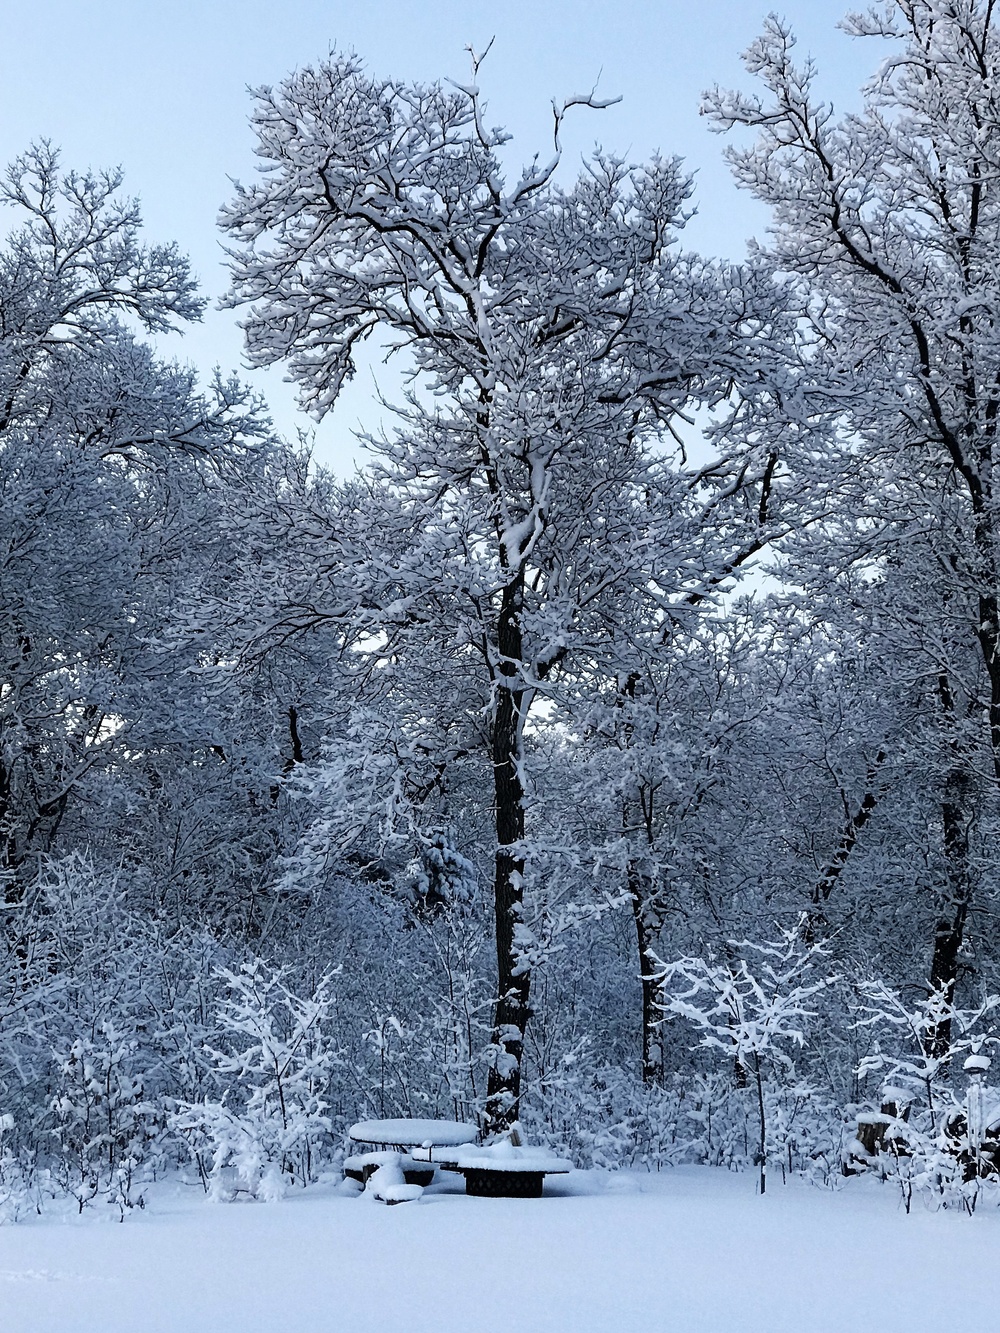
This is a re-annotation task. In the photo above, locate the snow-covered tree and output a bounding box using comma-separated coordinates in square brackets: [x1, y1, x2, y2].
[0, 144, 274, 910]
[219, 51, 801, 1129]
[173, 961, 340, 1199]
[706, 0, 1000, 1023]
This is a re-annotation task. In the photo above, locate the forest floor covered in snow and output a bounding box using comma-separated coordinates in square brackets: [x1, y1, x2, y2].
[1, 1165, 997, 1333]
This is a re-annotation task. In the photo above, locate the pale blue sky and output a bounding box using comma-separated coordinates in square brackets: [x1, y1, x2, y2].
[2, 2, 872, 469]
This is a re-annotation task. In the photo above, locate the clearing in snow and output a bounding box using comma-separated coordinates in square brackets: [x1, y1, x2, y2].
[1, 1167, 997, 1333]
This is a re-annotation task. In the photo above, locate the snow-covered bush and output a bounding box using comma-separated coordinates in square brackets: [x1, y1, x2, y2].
[50, 1022, 158, 1217]
[173, 961, 341, 1200]
[523, 1054, 845, 1184]
[521, 1043, 690, 1170]
[652, 925, 836, 1192]
[847, 980, 1000, 1211]
[0, 1114, 41, 1224]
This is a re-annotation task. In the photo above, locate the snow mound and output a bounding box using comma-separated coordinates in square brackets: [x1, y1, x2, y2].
[364, 1158, 425, 1204]
[379, 1184, 425, 1205]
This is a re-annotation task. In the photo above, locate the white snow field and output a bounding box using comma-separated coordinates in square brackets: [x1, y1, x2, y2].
[1, 1166, 997, 1333]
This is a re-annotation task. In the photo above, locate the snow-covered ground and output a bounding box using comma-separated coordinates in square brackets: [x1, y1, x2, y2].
[2, 1166, 997, 1333]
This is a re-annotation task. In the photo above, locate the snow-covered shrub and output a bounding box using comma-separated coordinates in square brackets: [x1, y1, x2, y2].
[853, 980, 999, 1122]
[50, 1021, 157, 1217]
[848, 980, 1000, 1211]
[0, 856, 231, 1212]
[0, 1114, 41, 1224]
[521, 1050, 846, 1185]
[520, 1041, 688, 1170]
[761, 1080, 848, 1187]
[652, 924, 836, 1192]
[172, 961, 341, 1200]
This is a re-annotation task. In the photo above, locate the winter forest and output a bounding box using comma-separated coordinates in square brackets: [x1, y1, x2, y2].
[10, 0, 1000, 1228]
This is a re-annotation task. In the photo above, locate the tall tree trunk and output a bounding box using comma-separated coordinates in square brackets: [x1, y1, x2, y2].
[618, 673, 667, 1086]
[1, 761, 69, 907]
[753, 1050, 767, 1195]
[485, 576, 531, 1133]
[978, 586, 1000, 786]
[928, 677, 975, 1056]
[628, 857, 664, 1086]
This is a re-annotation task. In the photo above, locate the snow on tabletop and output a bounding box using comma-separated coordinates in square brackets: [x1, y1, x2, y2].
[454, 1142, 573, 1172]
[348, 1118, 478, 1146]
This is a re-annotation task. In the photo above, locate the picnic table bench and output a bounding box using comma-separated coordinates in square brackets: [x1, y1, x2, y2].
[451, 1143, 573, 1197]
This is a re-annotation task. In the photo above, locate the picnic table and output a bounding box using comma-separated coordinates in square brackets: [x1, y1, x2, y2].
[345, 1118, 479, 1186]
[344, 1118, 573, 1198]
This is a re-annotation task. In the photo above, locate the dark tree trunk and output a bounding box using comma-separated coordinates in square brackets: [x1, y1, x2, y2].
[804, 750, 886, 941]
[976, 586, 1000, 787]
[1, 765, 69, 907]
[753, 1050, 767, 1195]
[485, 576, 531, 1133]
[928, 674, 975, 1057]
[618, 672, 667, 1086]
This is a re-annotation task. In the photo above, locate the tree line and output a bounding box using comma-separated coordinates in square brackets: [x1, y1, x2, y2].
[3, 1, 1000, 1213]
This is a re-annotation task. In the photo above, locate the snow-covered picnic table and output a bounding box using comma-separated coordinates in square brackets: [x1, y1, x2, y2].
[345, 1119, 480, 1188]
[345, 1119, 572, 1199]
